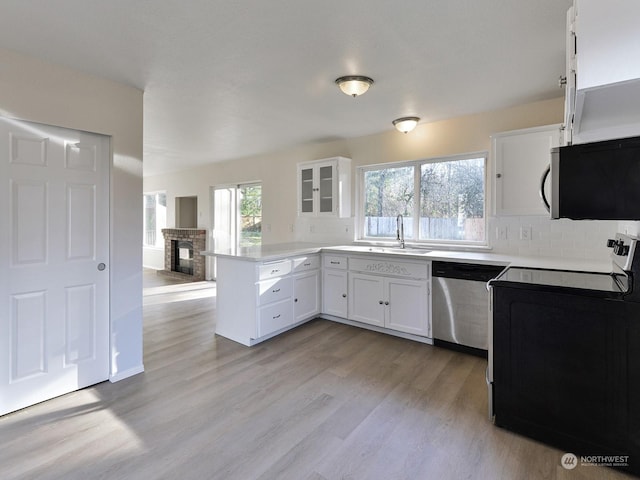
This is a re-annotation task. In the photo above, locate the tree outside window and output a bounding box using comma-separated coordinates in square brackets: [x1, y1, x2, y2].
[361, 154, 486, 244]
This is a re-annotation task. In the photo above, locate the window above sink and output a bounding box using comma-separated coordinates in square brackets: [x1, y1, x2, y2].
[357, 152, 488, 248]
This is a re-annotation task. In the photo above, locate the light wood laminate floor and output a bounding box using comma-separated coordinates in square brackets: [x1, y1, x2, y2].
[0, 270, 633, 480]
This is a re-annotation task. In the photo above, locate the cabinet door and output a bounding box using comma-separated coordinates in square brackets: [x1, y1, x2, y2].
[492, 125, 562, 216]
[297, 158, 350, 218]
[322, 269, 348, 318]
[317, 163, 335, 215]
[299, 166, 315, 214]
[293, 270, 320, 323]
[576, 0, 640, 91]
[349, 273, 385, 327]
[385, 278, 429, 337]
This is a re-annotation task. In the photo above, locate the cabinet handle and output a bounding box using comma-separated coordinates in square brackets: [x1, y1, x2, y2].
[294, 298, 298, 302]
[330, 261, 340, 265]
[342, 293, 347, 298]
[271, 269, 280, 274]
[379, 300, 384, 305]
[273, 314, 281, 319]
[303, 263, 311, 266]
[272, 288, 280, 293]
[384, 301, 389, 306]
[496, 173, 502, 179]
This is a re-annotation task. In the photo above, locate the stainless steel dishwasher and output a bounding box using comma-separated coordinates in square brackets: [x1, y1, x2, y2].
[432, 261, 504, 356]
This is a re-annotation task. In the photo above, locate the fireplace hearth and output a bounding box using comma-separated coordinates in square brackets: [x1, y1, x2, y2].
[160, 229, 206, 281]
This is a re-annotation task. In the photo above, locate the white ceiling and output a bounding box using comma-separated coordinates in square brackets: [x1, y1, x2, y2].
[0, 0, 572, 176]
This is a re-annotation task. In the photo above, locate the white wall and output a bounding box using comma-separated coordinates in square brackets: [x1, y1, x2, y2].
[0, 48, 144, 381]
[145, 96, 623, 266]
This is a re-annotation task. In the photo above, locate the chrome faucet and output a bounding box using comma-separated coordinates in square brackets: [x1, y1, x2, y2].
[396, 214, 405, 249]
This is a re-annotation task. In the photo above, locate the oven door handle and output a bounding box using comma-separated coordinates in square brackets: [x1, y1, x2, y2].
[539, 164, 551, 213]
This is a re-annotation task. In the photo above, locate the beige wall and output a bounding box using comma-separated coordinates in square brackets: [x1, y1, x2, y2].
[0, 48, 144, 380]
[144, 97, 564, 249]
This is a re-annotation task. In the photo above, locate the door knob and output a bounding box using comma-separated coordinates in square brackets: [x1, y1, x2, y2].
[97, 263, 106, 271]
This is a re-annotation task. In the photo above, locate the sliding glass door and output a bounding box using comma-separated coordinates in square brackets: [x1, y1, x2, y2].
[211, 183, 262, 275]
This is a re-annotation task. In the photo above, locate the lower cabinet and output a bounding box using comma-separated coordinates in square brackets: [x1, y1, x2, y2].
[322, 269, 348, 318]
[293, 270, 320, 323]
[322, 254, 348, 318]
[349, 273, 384, 327]
[216, 254, 320, 346]
[385, 277, 430, 336]
[349, 272, 429, 336]
[216, 251, 431, 347]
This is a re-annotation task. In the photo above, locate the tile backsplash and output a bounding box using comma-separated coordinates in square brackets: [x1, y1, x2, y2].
[294, 216, 355, 244]
[489, 216, 621, 260]
[296, 214, 639, 262]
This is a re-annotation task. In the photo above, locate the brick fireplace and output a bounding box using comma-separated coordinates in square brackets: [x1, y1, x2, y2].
[160, 229, 207, 281]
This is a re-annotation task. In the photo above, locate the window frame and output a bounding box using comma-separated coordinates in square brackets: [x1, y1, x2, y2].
[356, 151, 489, 247]
[143, 191, 167, 249]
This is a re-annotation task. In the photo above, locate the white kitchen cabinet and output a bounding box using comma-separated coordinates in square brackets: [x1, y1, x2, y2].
[297, 157, 351, 217]
[492, 124, 562, 216]
[567, 0, 640, 143]
[349, 273, 430, 336]
[349, 273, 385, 327]
[347, 256, 431, 337]
[385, 277, 429, 336]
[293, 270, 320, 323]
[216, 254, 320, 346]
[322, 254, 348, 318]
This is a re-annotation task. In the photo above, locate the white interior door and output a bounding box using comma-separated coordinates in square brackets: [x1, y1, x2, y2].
[0, 117, 110, 416]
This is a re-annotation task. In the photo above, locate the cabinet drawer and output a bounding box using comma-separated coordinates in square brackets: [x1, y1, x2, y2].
[292, 254, 320, 273]
[258, 300, 294, 337]
[258, 259, 292, 280]
[257, 276, 292, 306]
[323, 255, 347, 270]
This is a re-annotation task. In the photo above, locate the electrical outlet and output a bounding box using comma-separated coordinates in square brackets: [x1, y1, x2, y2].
[520, 225, 532, 241]
[496, 226, 508, 240]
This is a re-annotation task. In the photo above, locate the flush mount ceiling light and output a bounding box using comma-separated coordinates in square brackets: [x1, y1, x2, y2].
[392, 116, 420, 134]
[335, 75, 374, 97]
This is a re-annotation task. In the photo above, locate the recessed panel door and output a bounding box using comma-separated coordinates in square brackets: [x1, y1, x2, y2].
[0, 117, 110, 416]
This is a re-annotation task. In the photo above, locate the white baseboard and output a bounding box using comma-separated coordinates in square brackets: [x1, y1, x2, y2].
[109, 364, 145, 382]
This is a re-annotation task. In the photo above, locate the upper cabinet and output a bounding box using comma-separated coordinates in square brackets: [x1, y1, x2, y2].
[567, 0, 640, 144]
[492, 124, 563, 216]
[297, 157, 351, 217]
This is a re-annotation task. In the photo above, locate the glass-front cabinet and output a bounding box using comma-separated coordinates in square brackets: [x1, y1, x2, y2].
[297, 157, 351, 217]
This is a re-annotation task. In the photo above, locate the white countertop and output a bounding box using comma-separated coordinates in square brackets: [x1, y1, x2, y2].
[202, 242, 612, 273]
[200, 242, 329, 261]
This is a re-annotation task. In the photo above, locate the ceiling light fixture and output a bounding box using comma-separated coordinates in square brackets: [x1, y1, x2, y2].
[392, 116, 420, 134]
[335, 75, 374, 97]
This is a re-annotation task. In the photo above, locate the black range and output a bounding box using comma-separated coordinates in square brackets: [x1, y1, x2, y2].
[488, 233, 640, 476]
